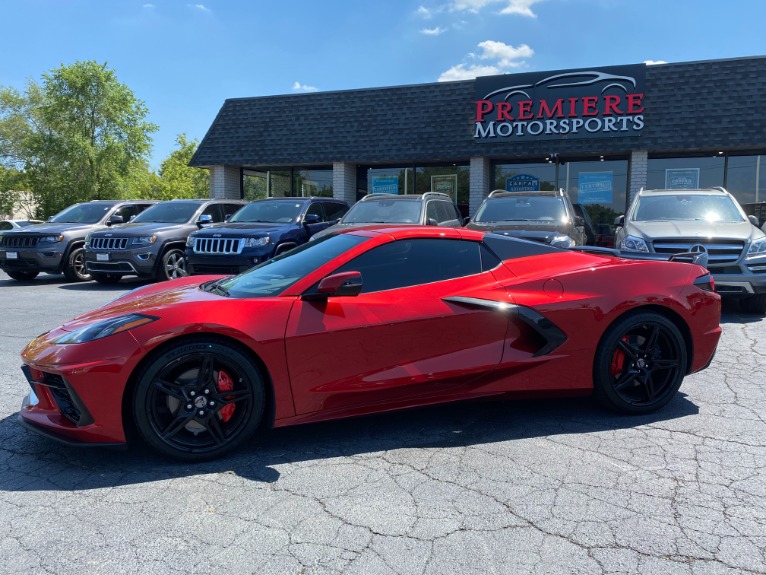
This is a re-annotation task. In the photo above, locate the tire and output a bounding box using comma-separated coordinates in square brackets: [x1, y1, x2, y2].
[133, 339, 265, 461]
[155, 248, 188, 281]
[6, 270, 39, 281]
[91, 272, 123, 284]
[593, 312, 687, 414]
[274, 243, 296, 256]
[62, 247, 91, 282]
[741, 294, 766, 315]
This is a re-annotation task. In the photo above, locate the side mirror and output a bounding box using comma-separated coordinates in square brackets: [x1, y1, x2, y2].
[197, 214, 214, 227]
[748, 215, 759, 227]
[303, 213, 321, 226]
[575, 216, 585, 227]
[462, 216, 471, 226]
[304, 271, 363, 300]
[427, 218, 439, 226]
[106, 215, 124, 226]
[615, 215, 625, 226]
[47, 216, 54, 222]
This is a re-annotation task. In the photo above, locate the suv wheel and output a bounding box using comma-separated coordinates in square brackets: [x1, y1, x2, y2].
[156, 248, 188, 281]
[741, 294, 766, 315]
[63, 247, 91, 282]
[6, 270, 39, 281]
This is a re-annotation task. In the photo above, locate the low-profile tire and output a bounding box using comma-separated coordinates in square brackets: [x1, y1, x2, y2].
[741, 294, 766, 315]
[133, 338, 265, 461]
[155, 248, 188, 281]
[593, 312, 687, 414]
[5, 270, 39, 281]
[274, 243, 296, 256]
[91, 272, 123, 285]
[62, 247, 91, 282]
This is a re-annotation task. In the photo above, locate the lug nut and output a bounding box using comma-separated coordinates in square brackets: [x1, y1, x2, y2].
[186, 404, 193, 410]
[198, 410, 205, 416]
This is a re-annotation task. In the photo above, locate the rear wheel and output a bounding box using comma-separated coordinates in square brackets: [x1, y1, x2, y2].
[133, 339, 265, 461]
[63, 247, 91, 282]
[156, 248, 188, 281]
[91, 272, 123, 284]
[593, 312, 687, 414]
[5, 270, 39, 281]
[741, 294, 766, 315]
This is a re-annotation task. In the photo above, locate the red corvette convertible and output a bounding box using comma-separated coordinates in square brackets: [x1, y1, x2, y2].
[18, 226, 721, 460]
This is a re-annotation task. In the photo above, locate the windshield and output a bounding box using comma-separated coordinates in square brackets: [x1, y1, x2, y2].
[214, 233, 369, 298]
[132, 202, 200, 224]
[230, 200, 303, 223]
[475, 196, 566, 223]
[633, 194, 745, 223]
[50, 203, 116, 224]
[341, 198, 422, 224]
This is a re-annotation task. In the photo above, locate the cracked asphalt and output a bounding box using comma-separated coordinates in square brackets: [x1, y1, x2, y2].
[0, 270, 764, 575]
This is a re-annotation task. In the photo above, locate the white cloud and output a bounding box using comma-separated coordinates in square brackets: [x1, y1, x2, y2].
[644, 59, 668, 65]
[293, 82, 318, 92]
[142, 3, 154, 8]
[188, 3, 211, 13]
[421, 26, 447, 35]
[417, 5, 433, 18]
[449, 0, 541, 17]
[439, 40, 533, 81]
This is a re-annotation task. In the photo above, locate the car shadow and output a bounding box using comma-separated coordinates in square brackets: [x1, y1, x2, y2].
[0, 393, 699, 492]
[58, 277, 151, 291]
[720, 298, 765, 324]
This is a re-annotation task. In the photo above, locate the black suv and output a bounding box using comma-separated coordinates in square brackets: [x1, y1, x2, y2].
[185, 197, 350, 275]
[0, 200, 156, 282]
[310, 192, 463, 241]
[84, 199, 246, 283]
[465, 189, 586, 248]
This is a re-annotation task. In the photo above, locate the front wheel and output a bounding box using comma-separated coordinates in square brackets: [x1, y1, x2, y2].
[133, 339, 265, 461]
[63, 247, 91, 282]
[593, 312, 687, 414]
[156, 248, 188, 281]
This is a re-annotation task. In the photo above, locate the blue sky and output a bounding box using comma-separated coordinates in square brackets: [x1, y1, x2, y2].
[2, 0, 764, 169]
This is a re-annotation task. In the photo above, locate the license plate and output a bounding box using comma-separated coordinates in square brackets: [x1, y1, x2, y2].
[96, 253, 109, 261]
[6, 252, 17, 259]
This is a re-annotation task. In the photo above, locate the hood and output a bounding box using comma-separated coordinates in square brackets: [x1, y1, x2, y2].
[312, 222, 416, 241]
[6, 222, 96, 235]
[627, 219, 756, 240]
[192, 222, 294, 237]
[467, 222, 572, 242]
[89, 221, 189, 236]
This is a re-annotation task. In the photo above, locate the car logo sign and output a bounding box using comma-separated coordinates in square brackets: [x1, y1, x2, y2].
[213, 234, 221, 238]
[690, 244, 707, 253]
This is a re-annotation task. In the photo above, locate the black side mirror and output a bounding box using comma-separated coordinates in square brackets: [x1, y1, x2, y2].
[427, 218, 439, 226]
[615, 215, 625, 226]
[107, 215, 124, 226]
[303, 213, 321, 226]
[462, 216, 471, 226]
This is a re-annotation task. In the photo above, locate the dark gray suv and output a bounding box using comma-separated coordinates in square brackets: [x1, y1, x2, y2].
[0, 200, 156, 282]
[84, 199, 246, 283]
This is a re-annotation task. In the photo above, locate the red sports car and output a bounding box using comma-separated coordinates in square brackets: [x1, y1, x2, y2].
[18, 226, 721, 460]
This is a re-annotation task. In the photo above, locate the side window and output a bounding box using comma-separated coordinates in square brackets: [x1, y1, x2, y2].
[115, 205, 139, 221]
[201, 204, 225, 223]
[323, 202, 348, 222]
[305, 202, 324, 220]
[223, 203, 243, 221]
[0, 222, 11, 230]
[436, 201, 458, 224]
[334, 238, 483, 293]
[426, 201, 440, 224]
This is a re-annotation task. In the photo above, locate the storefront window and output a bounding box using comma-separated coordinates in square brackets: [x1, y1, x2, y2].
[358, 167, 416, 200]
[725, 155, 765, 206]
[647, 156, 725, 191]
[243, 170, 268, 200]
[294, 169, 333, 197]
[493, 163, 556, 192]
[415, 165, 469, 216]
[242, 168, 333, 200]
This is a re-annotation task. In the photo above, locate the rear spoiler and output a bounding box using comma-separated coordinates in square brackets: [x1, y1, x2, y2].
[572, 246, 709, 268]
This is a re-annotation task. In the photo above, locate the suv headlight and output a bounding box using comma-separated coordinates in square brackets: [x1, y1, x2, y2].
[620, 235, 649, 252]
[84, 234, 91, 248]
[244, 236, 270, 248]
[132, 235, 156, 245]
[186, 235, 195, 248]
[549, 234, 575, 248]
[40, 235, 63, 243]
[747, 237, 766, 257]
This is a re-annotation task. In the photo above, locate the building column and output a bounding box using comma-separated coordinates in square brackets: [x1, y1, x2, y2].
[209, 165, 241, 199]
[629, 150, 648, 206]
[333, 162, 357, 205]
[469, 156, 491, 216]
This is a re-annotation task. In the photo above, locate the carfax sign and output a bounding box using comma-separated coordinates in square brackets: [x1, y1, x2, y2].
[474, 64, 646, 142]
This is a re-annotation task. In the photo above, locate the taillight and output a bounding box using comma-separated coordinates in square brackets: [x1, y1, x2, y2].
[694, 273, 715, 292]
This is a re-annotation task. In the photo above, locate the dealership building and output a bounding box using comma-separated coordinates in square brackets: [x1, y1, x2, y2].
[190, 55, 766, 237]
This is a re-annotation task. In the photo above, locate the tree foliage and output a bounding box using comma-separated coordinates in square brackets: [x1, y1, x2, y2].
[152, 134, 209, 200]
[0, 61, 158, 217]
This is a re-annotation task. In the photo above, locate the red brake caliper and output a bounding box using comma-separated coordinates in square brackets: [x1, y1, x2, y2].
[610, 336, 628, 377]
[217, 370, 236, 422]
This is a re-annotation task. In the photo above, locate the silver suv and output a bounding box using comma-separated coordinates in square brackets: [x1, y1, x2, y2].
[615, 187, 766, 313]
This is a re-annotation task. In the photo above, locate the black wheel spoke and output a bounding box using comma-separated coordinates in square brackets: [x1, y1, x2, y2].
[651, 358, 680, 371]
[641, 374, 657, 402]
[216, 389, 251, 406]
[153, 377, 186, 402]
[644, 324, 660, 353]
[613, 369, 639, 392]
[205, 415, 227, 445]
[197, 354, 215, 388]
[161, 412, 193, 440]
[616, 339, 639, 361]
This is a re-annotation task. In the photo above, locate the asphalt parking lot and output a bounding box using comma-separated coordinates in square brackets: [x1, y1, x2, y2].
[0, 270, 764, 575]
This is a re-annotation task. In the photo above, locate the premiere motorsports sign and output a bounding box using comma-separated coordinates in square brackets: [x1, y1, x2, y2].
[474, 64, 646, 142]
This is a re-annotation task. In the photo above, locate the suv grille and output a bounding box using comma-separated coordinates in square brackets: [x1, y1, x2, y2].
[1, 235, 39, 248]
[90, 237, 129, 250]
[651, 239, 745, 264]
[192, 237, 244, 255]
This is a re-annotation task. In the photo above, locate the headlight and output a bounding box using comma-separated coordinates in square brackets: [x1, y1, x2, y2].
[40, 235, 63, 243]
[549, 234, 575, 248]
[84, 234, 91, 248]
[54, 314, 158, 344]
[620, 235, 649, 252]
[244, 236, 270, 248]
[132, 235, 156, 245]
[186, 235, 195, 248]
[747, 237, 766, 257]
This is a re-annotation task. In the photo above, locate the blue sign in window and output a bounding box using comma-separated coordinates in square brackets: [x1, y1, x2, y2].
[578, 172, 613, 205]
[371, 176, 399, 195]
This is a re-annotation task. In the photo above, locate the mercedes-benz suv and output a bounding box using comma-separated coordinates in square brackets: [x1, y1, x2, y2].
[615, 187, 766, 313]
[185, 197, 349, 275]
[0, 200, 156, 282]
[84, 199, 246, 283]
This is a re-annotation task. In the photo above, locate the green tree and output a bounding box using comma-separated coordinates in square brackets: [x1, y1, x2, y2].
[153, 134, 209, 200]
[0, 60, 157, 217]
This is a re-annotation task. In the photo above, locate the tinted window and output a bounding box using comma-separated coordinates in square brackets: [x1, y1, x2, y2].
[483, 234, 559, 260]
[333, 238, 483, 293]
[230, 200, 304, 223]
[201, 203, 224, 223]
[0, 222, 11, 230]
[305, 202, 324, 220]
[342, 198, 422, 224]
[114, 205, 140, 221]
[476, 197, 566, 222]
[133, 202, 202, 224]
[223, 203, 244, 221]
[436, 201, 459, 223]
[50, 203, 116, 224]
[324, 202, 348, 222]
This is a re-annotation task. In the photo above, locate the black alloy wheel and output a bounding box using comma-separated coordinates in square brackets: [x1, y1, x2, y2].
[91, 272, 123, 284]
[133, 339, 265, 460]
[63, 247, 91, 282]
[593, 312, 687, 414]
[157, 248, 188, 281]
[6, 270, 39, 281]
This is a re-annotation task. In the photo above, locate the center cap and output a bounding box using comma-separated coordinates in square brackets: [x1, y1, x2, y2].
[193, 396, 208, 408]
[637, 358, 646, 369]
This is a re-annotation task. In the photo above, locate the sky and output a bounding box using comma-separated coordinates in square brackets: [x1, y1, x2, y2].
[2, 0, 765, 169]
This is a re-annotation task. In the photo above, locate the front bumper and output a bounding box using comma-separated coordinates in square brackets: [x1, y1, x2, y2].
[185, 248, 272, 275]
[0, 245, 67, 274]
[84, 248, 157, 278]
